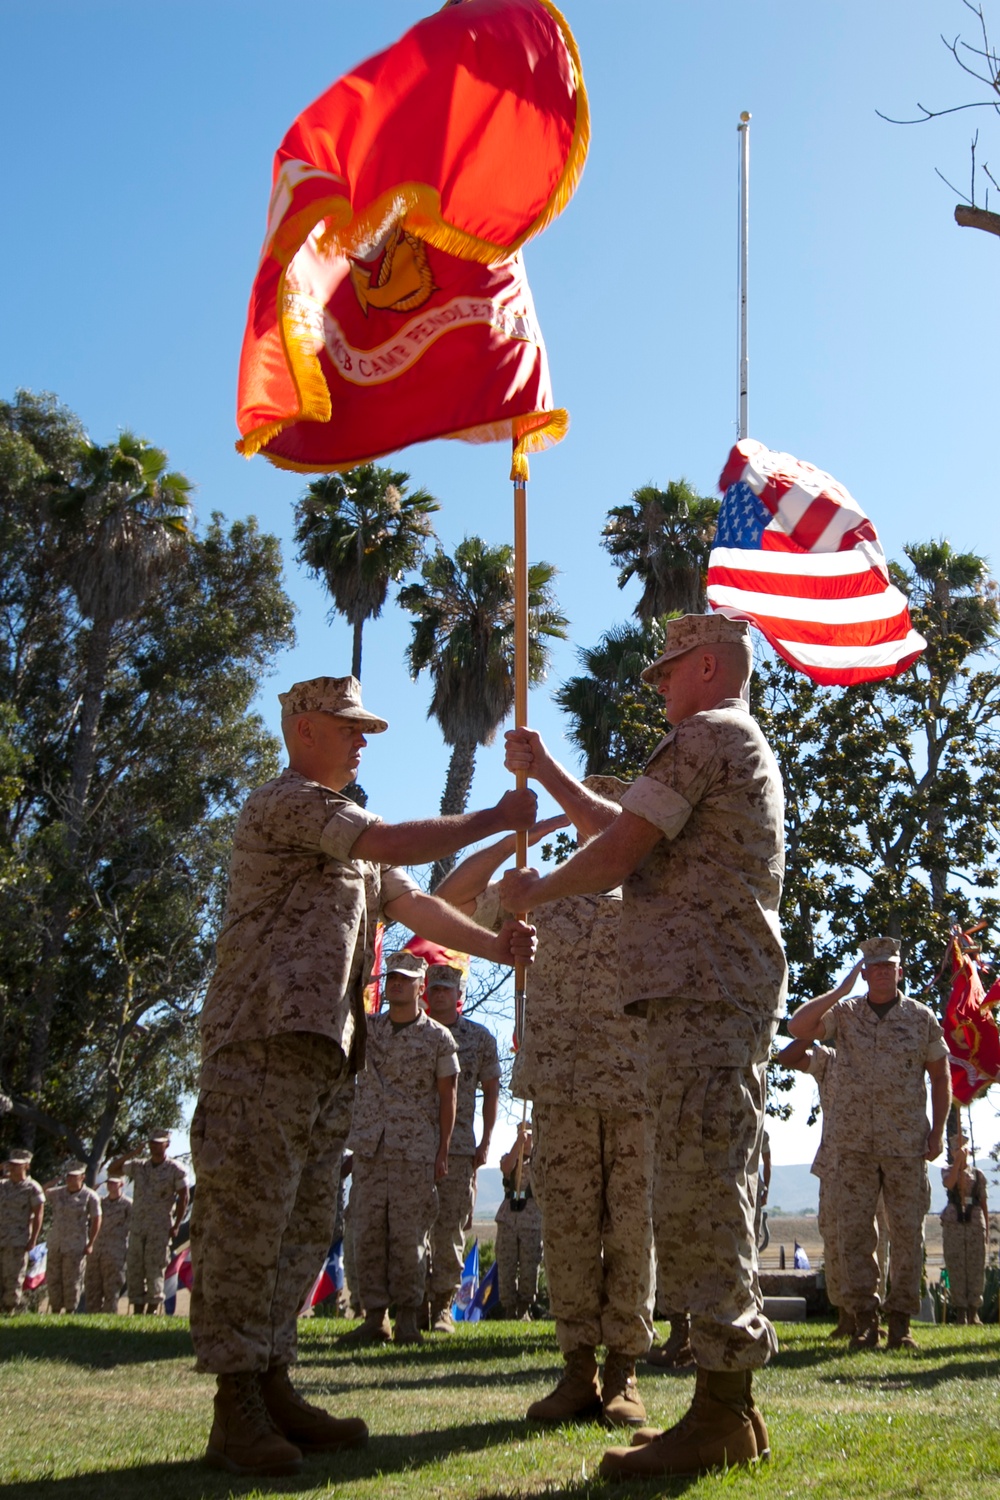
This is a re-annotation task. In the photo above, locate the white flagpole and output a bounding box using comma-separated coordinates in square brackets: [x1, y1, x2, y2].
[737, 111, 751, 441]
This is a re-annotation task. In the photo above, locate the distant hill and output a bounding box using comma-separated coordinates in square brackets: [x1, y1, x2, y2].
[766, 1163, 818, 1216]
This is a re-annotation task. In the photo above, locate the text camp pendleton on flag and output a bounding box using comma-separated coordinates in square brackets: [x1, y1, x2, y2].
[707, 439, 927, 686]
[235, 0, 588, 480]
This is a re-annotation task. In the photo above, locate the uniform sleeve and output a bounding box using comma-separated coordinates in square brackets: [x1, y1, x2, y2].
[822, 1008, 839, 1042]
[172, 1161, 189, 1190]
[123, 1158, 140, 1180]
[472, 882, 506, 934]
[620, 719, 722, 840]
[436, 1030, 460, 1080]
[319, 799, 383, 861]
[479, 1029, 502, 1084]
[379, 864, 421, 906]
[807, 1046, 829, 1083]
[29, 1182, 44, 1209]
[924, 1009, 948, 1064]
[89, 1192, 102, 1224]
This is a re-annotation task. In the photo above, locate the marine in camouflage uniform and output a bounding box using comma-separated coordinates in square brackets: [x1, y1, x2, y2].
[348, 951, 459, 1345]
[188, 675, 537, 1476]
[45, 1164, 101, 1314]
[502, 614, 786, 1477]
[789, 936, 951, 1350]
[423, 964, 501, 1331]
[438, 785, 653, 1425]
[86, 1176, 132, 1314]
[493, 1134, 543, 1313]
[109, 1131, 188, 1313]
[0, 1150, 45, 1313]
[940, 1132, 989, 1323]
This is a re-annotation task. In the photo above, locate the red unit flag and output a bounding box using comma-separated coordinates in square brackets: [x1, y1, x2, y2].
[943, 935, 1000, 1106]
[236, 0, 587, 475]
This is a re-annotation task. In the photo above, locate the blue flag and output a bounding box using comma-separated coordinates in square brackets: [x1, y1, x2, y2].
[452, 1239, 481, 1322]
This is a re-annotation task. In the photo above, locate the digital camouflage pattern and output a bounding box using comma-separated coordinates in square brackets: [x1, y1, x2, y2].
[123, 1155, 187, 1308]
[122, 1156, 188, 1234]
[349, 1012, 457, 1310]
[47, 1250, 87, 1314]
[619, 701, 787, 1066]
[807, 1044, 844, 1305]
[532, 1103, 654, 1356]
[475, 885, 647, 1112]
[428, 1155, 475, 1303]
[446, 1015, 501, 1154]
[427, 1015, 498, 1304]
[46, 1185, 101, 1256]
[0, 1174, 44, 1248]
[86, 1195, 131, 1313]
[348, 1011, 459, 1163]
[0, 1175, 45, 1312]
[199, 770, 417, 1067]
[190, 1032, 351, 1372]
[837, 1151, 930, 1315]
[648, 1032, 776, 1370]
[941, 1169, 988, 1311]
[494, 1182, 542, 1316]
[822, 995, 947, 1155]
[616, 700, 785, 1372]
[352, 1144, 439, 1309]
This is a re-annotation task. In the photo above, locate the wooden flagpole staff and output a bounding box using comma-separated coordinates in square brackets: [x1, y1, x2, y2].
[511, 458, 531, 1204]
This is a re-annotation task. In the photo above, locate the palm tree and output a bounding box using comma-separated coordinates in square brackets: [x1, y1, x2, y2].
[601, 479, 720, 619]
[25, 433, 191, 1136]
[399, 537, 568, 886]
[555, 618, 668, 774]
[294, 465, 440, 678]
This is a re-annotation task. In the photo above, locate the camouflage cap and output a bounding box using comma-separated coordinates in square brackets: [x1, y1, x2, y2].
[105, 1174, 126, 1184]
[6, 1149, 32, 1165]
[860, 936, 901, 965]
[149, 1129, 171, 1143]
[278, 675, 388, 732]
[383, 951, 427, 978]
[65, 1160, 87, 1175]
[426, 963, 464, 990]
[640, 614, 753, 684]
[581, 774, 628, 805]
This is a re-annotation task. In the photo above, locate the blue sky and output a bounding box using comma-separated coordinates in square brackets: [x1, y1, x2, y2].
[4, 0, 998, 1162]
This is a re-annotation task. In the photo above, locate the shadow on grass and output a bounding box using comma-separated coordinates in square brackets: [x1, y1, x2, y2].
[8, 1422, 651, 1499]
[0, 1318, 192, 1368]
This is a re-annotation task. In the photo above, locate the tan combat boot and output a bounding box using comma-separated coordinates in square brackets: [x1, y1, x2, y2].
[630, 1369, 770, 1462]
[827, 1308, 856, 1339]
[952, 1306, 968, 1325]
[644, 1313, 694, 1370]
[599, 1367, 757, 1480]
[259, 1364, 368, 1454]
[205, 1372, 303, 1476]
[526, 1347, 603, 1422]
[338, 1306, 391, 1346]
[886, 1312, 918, 1350]
[601, 1351, 646, 1427]
[849, 1310, 881, 1350]
[393, 1306, 425, 1345]
[431, 1298, 456, 1333]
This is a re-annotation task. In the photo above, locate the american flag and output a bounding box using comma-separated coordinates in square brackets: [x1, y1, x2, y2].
[707, 440, 926, 685]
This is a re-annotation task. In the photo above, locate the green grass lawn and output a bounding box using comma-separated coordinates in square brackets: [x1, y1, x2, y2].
[1, 1316, 998, 1499]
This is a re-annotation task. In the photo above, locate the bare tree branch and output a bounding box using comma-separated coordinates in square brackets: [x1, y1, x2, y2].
[956, 201, 1000, 233]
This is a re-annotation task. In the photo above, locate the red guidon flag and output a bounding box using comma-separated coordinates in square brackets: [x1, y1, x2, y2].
[236, 0, 587, 476]
[708, 440, 926, 685]
[943, 936, 1000, 1106]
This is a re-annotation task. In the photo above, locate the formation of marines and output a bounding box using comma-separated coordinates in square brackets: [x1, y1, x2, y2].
[0, 612, 978, 1483]
[0, 1130, 189, 1317]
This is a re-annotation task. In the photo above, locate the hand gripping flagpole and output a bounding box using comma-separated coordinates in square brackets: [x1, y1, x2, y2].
[512, 449, 530, 1204]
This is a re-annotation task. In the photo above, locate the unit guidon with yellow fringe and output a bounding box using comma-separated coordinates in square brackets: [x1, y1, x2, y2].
[236, 0, 588, 476]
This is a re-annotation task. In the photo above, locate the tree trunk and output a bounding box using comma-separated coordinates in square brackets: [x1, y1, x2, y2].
[430, 738, 478, 890]
[955, 204, 1000, 239]
[23, 613, 114, 1142]
[352, 618, 363, 680]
